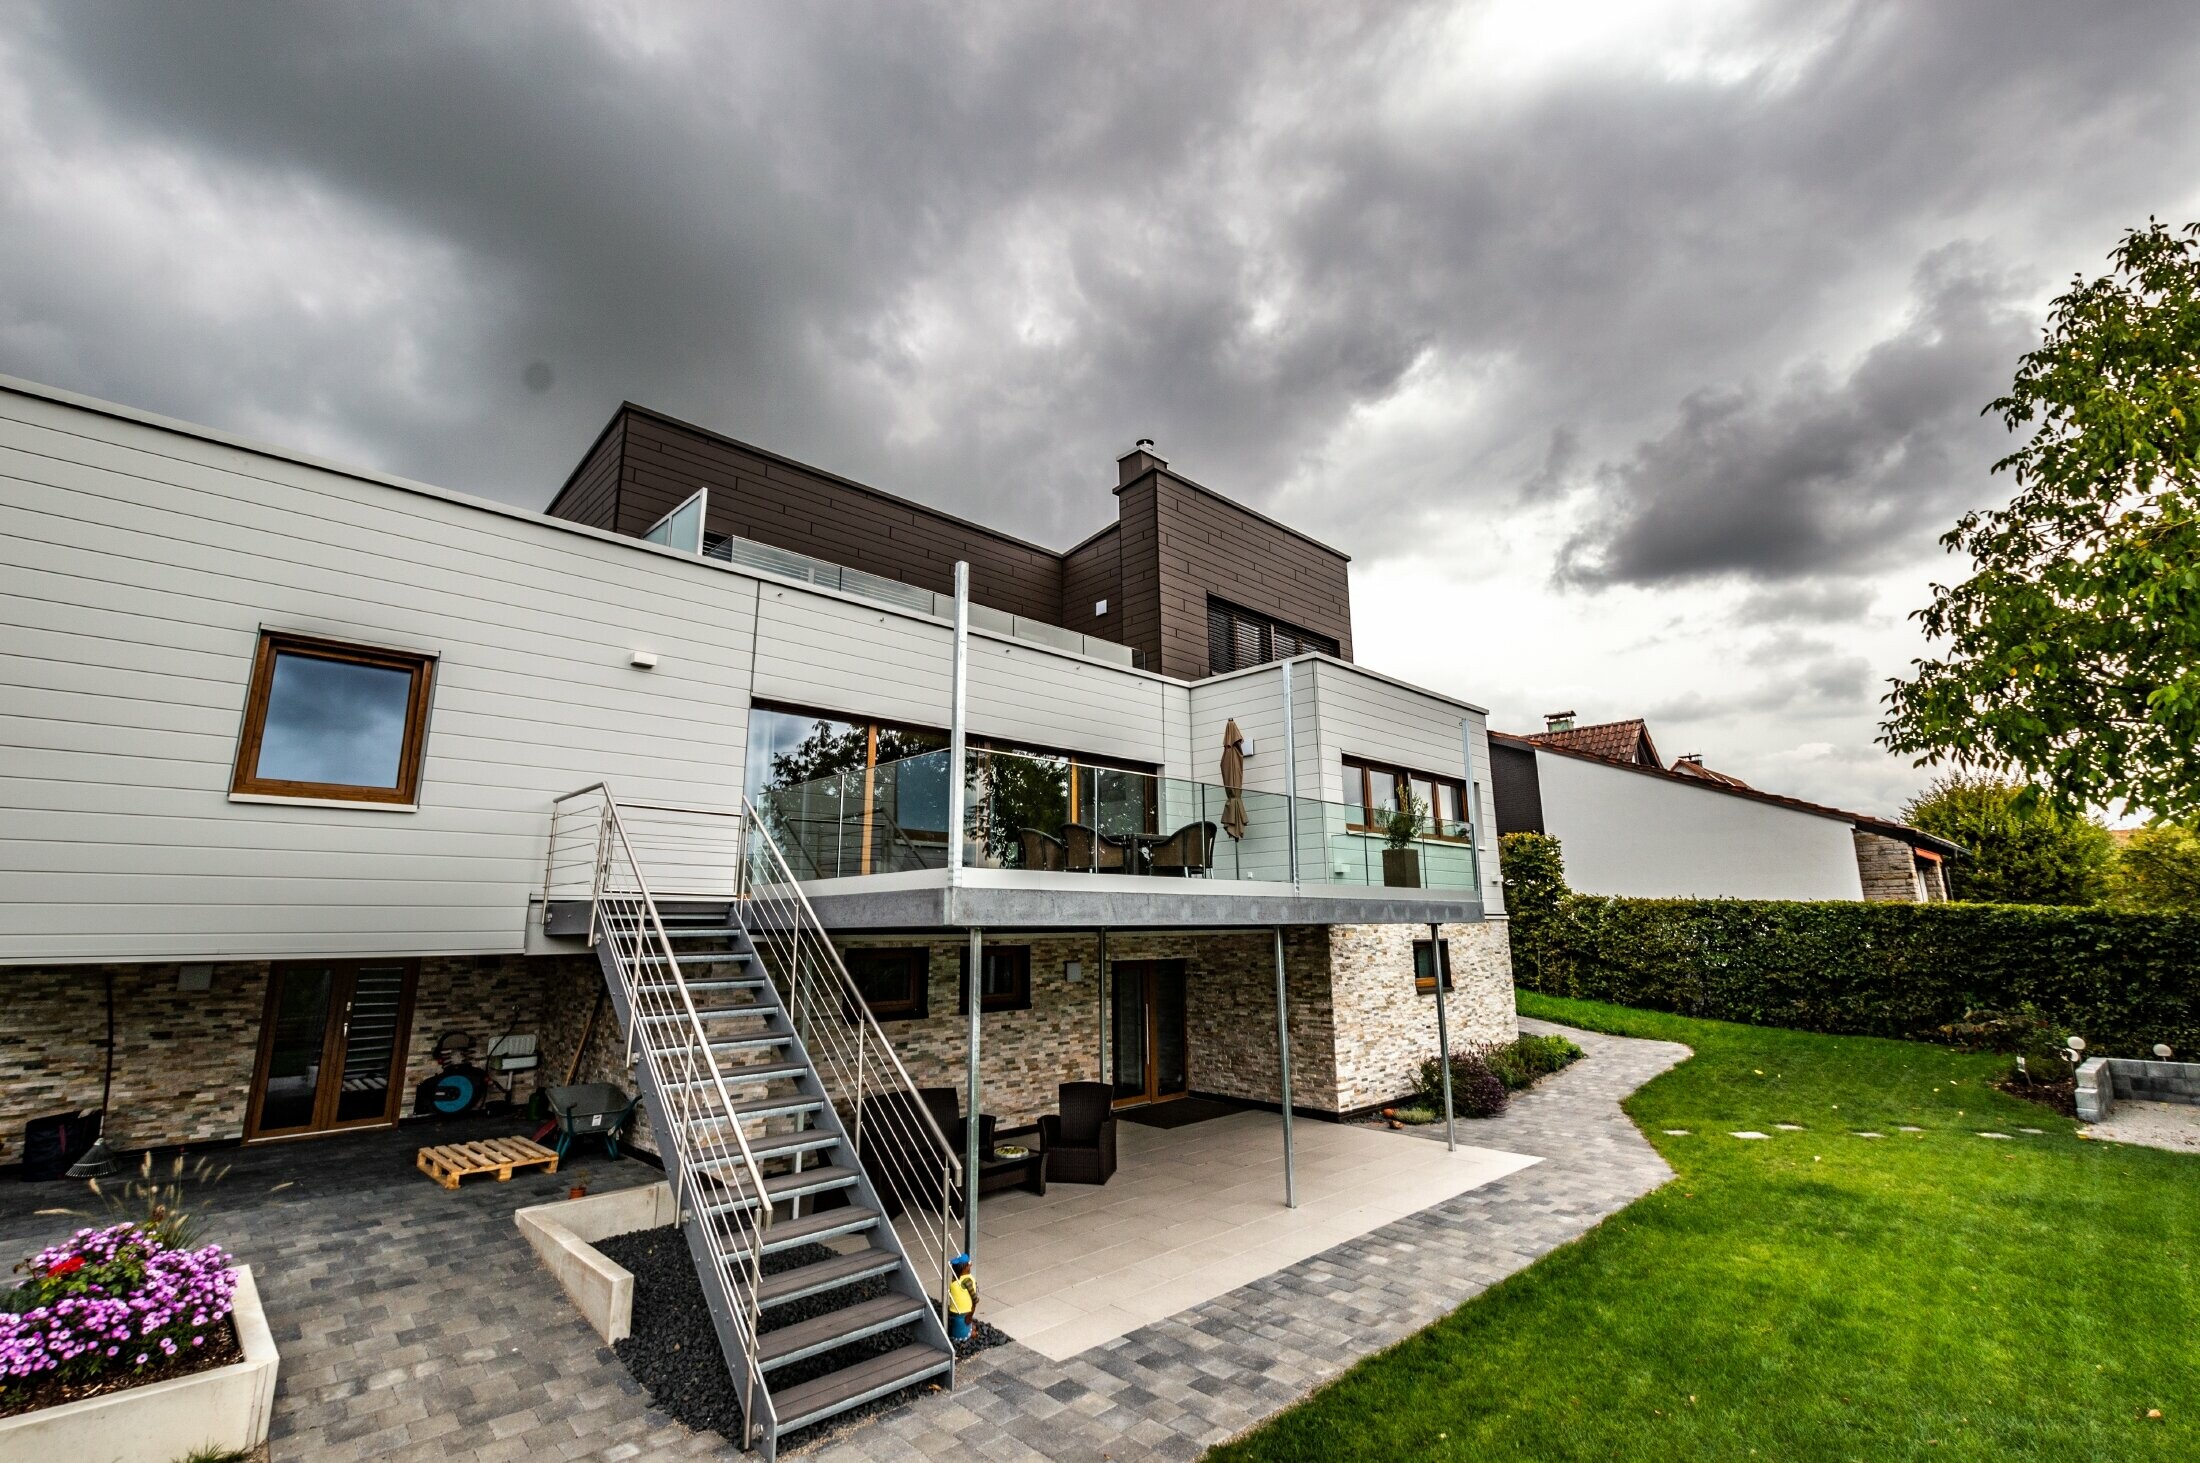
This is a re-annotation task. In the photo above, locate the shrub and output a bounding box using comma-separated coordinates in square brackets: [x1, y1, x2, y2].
[1499, 833, 1569, 981]
[0, 1223, 237, 1397]
[1416, 1051, 1509, 1117]
[1519, 896, 2200, 1057]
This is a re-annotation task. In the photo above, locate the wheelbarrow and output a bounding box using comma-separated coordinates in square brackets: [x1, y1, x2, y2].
[544, 1082, 639, 1159]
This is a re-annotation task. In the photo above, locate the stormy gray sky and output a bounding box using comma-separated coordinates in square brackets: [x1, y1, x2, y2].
[4, 1, 2195, 815]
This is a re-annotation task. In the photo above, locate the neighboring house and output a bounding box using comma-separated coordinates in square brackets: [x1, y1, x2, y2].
[1491, 714, 1954, 902]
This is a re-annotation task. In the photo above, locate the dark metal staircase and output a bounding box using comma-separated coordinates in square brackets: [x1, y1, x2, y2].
[549, 788, 962, 1458]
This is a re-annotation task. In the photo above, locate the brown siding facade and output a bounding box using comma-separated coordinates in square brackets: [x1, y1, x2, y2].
[1058, 524, 1123, 644]
[543, 419, 625, 533]
[544, 407, 1352, 680]
[615, 408, 1065, 622]
[1135, 470, 1354, 681]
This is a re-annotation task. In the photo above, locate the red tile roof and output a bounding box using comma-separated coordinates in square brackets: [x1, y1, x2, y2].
[1530, 718, 1662, 767]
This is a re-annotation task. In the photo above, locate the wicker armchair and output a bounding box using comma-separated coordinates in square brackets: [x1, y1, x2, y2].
[1018, 827, 1067, 871]
[1038, 1081, 1118, 1185]
[1148, 820, 1218, 876]
[1061, 823, 1129, 873]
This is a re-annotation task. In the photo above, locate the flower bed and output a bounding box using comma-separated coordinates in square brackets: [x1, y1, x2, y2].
[0, 1223, 241, 1419]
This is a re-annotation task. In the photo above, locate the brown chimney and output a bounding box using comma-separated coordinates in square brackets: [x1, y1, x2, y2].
[1117, 438, 1168, 488]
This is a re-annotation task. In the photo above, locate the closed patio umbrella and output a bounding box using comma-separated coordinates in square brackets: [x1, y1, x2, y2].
[1220, 719, 1249, 840]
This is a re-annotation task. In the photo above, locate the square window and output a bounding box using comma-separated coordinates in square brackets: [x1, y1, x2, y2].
[231, 633, 434, 805]
[843, 947, 929, 1019]
[958, 945, 1032, 1013]
[1412, 938, 1454, 994]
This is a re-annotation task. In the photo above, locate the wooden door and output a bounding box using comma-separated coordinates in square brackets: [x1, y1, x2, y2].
[246, 960, 417, 1140]
[1108, 960, 1189, 1106]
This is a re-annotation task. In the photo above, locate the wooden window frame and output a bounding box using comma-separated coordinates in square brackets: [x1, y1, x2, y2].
[1412, 938, 1455, 994]
[244, 958, 420, 1141]
[1345, 756, 1470, 842]
[231, 632, 435, 805]
[958, 945, 1033, 1014]
[843, 946, 931, 1020]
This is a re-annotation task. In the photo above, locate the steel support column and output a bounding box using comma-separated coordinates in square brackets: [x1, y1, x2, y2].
[1430, 921, 1456, 1152]
[964, 925, 983, 1256]
[1272, 924, 1297, 1208]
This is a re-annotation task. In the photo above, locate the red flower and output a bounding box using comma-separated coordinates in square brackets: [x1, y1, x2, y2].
[46, 1255, 85, 1277]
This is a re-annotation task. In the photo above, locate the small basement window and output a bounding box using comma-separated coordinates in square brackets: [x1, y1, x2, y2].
[1412, 938, 1455, 994]
[845, 947, 930, 1019]
[230, 632, 435, 805]
[958, 945, 1033, 1013]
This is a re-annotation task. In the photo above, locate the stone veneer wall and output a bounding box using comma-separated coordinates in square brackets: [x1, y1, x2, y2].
[832, 930, 1350, 1126]
[1326, 920, 1517, 1112]
[0, 954, 600, 1154]
[1855, 830, 1934, 903]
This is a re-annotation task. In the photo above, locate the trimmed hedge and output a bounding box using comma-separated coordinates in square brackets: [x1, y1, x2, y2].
[1518, 896, 2200, 1057]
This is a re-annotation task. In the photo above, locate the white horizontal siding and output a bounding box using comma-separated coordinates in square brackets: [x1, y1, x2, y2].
[1302, 659, 1502, 909]
[965, 636, 1168, 765]
[0, 385, 759, 964]
[1536, 750, 1865, 901]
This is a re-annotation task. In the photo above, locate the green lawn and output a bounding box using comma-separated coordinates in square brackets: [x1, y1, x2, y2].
[1209, 994, 2200, 1462]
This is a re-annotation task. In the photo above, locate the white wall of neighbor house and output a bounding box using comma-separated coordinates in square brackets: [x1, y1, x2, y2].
[1534, 750, 1867, 901]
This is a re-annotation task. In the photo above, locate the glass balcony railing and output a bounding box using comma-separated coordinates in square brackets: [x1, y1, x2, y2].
[754, 748, 1479, 894]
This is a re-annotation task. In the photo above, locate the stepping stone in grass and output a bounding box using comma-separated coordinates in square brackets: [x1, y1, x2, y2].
[1852, 1131, 1884, 1138]
[1977, 1131, 2013, 1139]
[1730, 1131, 1771, 1140]
[1775, 1123, 1806, 1131]
[2018, 1127, 2045, 1135]
[1898, 1125, 1925, 1132]
[1663, 1129, 1691, 1136]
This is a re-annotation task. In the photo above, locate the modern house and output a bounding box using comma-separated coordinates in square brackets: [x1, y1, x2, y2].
[0, 377, 1511, 1449]
[1490, 714, 1955, 901]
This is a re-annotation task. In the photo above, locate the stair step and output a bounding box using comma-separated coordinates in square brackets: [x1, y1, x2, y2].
[715, 1204, 881, 1257]
[684, 1093, 825, 1127]
[698, 1164, 860, 1216]
[692, 1130, 838, 1171]
[640, 1007, 773, 1025]
[634, 977, 767, 994]
[769, 1343, 953, 1434]
[660, 1063, 808, 1092]
[707, 1033, 793, 1056]
[633, 951, 753, 964]
[753, 1248, 902, 1310]
[758, 1294, 929, 1372]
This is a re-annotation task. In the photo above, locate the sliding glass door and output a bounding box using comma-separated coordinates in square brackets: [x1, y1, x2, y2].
[1109, 961, 1189, 1106]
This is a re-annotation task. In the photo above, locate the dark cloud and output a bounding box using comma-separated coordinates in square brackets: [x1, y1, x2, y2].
[3, 1, 2198, 810]
[1555, 248, 2037, 589]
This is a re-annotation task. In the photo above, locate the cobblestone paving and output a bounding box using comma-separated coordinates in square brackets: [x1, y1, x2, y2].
[0, 1018, 1687, 1462]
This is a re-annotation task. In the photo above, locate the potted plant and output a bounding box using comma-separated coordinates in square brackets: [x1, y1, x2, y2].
[1382, 791, 1426, 887]
[567, 1170, 590, 1201]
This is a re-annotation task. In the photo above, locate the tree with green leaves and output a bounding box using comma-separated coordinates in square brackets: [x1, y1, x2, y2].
[1883, 220, 2200, 820]
[2105, 823, 2200, 913]
[1902, 773, 2114, 906]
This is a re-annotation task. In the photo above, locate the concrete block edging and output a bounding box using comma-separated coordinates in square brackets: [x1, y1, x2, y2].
[0, 1263, 278, 1463]
[515, 1181, 677, 1343]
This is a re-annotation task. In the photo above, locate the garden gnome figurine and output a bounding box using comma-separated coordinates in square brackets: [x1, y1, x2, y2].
[947, 1253, 978, 1342]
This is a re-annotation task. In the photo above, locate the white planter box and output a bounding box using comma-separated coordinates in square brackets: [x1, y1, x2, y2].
[0, 1263, 278, 1463]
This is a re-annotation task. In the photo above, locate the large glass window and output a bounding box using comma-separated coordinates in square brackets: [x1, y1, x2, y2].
[1346, 757, 1468, 839]
[744, 705, 949, 874]
[231, 633, 435, 805]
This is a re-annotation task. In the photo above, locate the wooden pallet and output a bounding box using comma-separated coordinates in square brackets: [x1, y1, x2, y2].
[416, 1135, 560, 1191]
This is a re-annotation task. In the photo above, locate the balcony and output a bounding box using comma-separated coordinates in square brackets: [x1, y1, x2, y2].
[751, 747, 1483, 930]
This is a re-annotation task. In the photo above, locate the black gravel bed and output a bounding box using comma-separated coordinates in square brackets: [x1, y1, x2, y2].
[597, 1225, 1009, 1452]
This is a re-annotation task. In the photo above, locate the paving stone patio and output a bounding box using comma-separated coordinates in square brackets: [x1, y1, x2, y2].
[0, 1017, 1687, 1461]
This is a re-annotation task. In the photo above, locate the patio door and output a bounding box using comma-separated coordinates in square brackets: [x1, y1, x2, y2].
[245, 960, 417, 1140]
[1110, 961, 1188, 1106]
